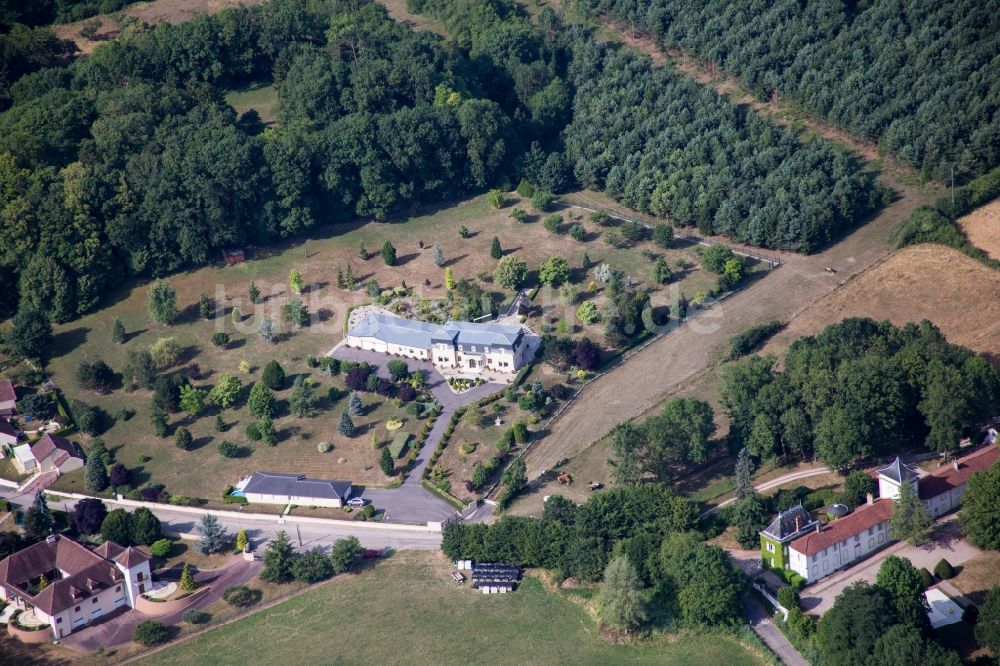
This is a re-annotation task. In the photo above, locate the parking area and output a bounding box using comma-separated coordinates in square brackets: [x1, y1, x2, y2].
[801, 517, 981, 615]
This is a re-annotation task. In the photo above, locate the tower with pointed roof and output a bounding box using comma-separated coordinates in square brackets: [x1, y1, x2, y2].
[876, 456, 919, 500]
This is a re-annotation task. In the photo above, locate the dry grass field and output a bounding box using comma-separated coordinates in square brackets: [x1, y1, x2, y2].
[54, 0, 269, 54]
[761, 243, 1000, 367]
[957, 198, 1000, 261]
[949, 551, 1000, 606]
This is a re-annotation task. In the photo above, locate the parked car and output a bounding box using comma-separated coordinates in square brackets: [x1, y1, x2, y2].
[363, 549, 382, 560]
[347, 497, 367, 507]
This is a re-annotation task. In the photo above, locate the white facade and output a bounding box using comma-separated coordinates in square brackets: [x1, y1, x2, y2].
[346, 334, 430, 362]
[242, 491, 343, 508]
[789, 516, 891, 583]
[0, 538, 152, 641]
[43, 558, 151, 640]
[346, 312, 531, 376]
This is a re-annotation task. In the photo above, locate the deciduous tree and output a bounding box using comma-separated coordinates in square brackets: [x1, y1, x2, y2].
[597, 556, 646, 634]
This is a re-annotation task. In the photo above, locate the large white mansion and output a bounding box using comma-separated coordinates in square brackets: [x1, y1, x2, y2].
[345, 312, 532, 374]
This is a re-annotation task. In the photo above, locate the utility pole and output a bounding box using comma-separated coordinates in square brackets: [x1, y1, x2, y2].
[951, 164, 955, 207]
[296, 524, 302, 547]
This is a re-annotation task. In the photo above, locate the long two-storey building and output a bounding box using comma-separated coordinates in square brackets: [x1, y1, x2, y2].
[762, 444, 998, 584]
[346, 312, 532, 374]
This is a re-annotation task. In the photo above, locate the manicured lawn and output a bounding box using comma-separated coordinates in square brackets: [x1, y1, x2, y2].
[434, 395, 533, 502]
[139, 552, 769, 666]
[23, 190, 717, 504]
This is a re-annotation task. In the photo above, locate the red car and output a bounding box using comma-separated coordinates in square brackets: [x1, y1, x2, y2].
[362, 549, 382, 560]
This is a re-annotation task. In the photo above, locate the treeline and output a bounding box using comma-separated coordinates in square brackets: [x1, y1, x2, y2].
[575, 0, 1000, 182]
[412, 0, 887, 254]
[0, 0, 522, 320]
[720, 318, 1000, 470]
[443, 485, 747, 628]
[0, 0, 889, 322]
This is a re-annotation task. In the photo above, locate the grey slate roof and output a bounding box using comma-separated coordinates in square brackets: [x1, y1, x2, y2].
[877, 457, 919, 484]
[760, 504, 819, 542]
[349, 313, 439, 349]
[243, 472, 352, 501]
[350, 313, 523, 350]
[443, 321, 523, 348]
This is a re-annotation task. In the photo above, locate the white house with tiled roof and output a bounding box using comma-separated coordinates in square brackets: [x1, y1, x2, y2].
[0, 535, 151, 640]
[346, 312, 533, 374]
[765, 444, 999, 584]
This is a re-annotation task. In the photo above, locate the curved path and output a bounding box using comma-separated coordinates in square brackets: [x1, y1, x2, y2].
[60, 557, 262, 652]
[328, 344, 505, 522]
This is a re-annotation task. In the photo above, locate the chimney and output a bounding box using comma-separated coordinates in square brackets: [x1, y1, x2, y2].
[815, 522, 822, 534]
[866, 492, 874, 506]
[45, 534, 58, 544]
[954, 460, 960, 472]
[794, 515, 801, 532]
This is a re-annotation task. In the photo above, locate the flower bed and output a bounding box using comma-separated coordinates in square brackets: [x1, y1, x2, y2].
[448, 377, 484, 393]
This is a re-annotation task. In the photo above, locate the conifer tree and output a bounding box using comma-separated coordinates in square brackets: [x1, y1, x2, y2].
[179, 562, 198, 591]
[433, 242, 445, 267]
[112, 317, 126, 344]
[491, 237, 502, 259]
[248, 281, 260, 304]
[85, 452, 110, 492]
[338, 409, 356, 437]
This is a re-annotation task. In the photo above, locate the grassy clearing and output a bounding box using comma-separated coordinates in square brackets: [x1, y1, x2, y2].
[138, 551, 768, 666]
[224, 80, 279, 125]
[950, 551, 1000, 606]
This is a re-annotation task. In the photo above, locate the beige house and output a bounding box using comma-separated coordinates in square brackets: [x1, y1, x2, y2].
[0, 535, 152, 640]
[10, 433, 85, 476]
[346, 312, 531, 374]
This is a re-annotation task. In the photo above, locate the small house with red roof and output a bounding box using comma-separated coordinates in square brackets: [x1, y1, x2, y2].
[0, 535, 151, 640]
[765, 444, 998, 584]
[10, 433, 85, 476]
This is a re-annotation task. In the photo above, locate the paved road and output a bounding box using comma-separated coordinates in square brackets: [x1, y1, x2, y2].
[2, 490, 444, 551]
[744, 595, 811, 666]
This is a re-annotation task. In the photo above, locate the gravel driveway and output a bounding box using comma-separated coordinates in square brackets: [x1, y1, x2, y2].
[801, 517, 980, 615]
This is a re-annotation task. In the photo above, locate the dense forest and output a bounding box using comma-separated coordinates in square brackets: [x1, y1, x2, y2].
[720, 318, 1000, 471]
[575, 0, 1000, 182]
[411, 0, 886, 251]
[0, 0, 884, 322]
[0, 0, 526, 320]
